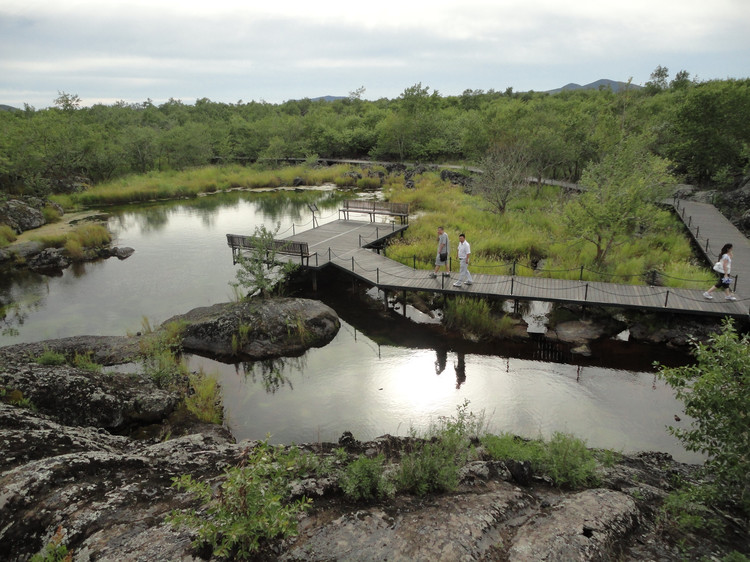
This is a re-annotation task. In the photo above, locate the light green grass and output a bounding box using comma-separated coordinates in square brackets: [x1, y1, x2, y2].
[386, 174, 710, 288]
[52, 163, 375, 208]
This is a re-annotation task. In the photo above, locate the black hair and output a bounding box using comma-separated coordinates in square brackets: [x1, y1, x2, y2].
[719, 243, 733, 257]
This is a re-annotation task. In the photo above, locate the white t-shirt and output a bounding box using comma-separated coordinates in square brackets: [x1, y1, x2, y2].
[458, 240, 471, 260]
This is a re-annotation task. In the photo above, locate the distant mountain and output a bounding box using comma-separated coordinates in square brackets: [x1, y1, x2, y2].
[545, 79, 642, 94]
[0, 104, 20, 112]
[310, 95, 347, 102]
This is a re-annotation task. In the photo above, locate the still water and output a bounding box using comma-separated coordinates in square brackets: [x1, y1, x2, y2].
[0, 189, 700, 463]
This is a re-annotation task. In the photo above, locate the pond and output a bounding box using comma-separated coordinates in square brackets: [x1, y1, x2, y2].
[0, 189, 700, 463]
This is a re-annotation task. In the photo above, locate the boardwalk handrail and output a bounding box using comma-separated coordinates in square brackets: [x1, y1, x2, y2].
[226, 234, 311, 265]
[339, 200, 409, 224]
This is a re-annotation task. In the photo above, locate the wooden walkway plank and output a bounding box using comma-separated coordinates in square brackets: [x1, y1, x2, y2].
[230, 217, 748, 320]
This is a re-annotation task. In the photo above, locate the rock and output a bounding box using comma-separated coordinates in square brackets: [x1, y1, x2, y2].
[0, 360, 179, 430]
[110, 246, 135, 259]
[27, 247, 71, 271]
[164, 298, 340, 360]
[440, 169, 473, 190]
[508, 489, 640, 561]
[547, 320, 607, 345]
[0, 199, 44, 233]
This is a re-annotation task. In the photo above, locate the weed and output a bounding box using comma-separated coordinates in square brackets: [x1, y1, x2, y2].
[35, 349, 67, 366]
[30, 525, 71, 562]
[138, 321, 188, 388]
[72, 351, 103, 373]
[186, 369, 223, 424]
[1, 387, 35, 409]
[0, 224, 17, 247]
[340, 454, 394, 502]
[481, 431, 600, 488]
[168, 439, 312, 559]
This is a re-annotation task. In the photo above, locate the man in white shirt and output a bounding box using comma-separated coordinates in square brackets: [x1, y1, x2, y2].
[454, 233, 473, 287]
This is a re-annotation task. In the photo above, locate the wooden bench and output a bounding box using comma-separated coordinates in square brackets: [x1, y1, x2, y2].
[226, 234, 311, 265]
[339, 200, 409, 224]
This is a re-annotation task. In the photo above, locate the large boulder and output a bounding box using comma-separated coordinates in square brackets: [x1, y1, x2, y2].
[163, 298, 340, 360]
[0, 199, 45, 233]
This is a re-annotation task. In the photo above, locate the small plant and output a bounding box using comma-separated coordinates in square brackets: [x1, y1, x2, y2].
[340, 454, 394, 502]
[396, 439, 462, 496]
[168, 439, 312, 559]
[35, 349, 67, 366]
[0, 224, 17, 247]
[72, 351, 102, 373]
[138, 321, 188, 388]
[30, 525, 71, 562]
[1, 387, 35, 409]
[481, 431, 599, 488]
[185, 369, 223, 424]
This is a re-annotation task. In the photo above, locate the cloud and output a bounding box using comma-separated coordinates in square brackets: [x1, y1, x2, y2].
[1, 0, 748, 107]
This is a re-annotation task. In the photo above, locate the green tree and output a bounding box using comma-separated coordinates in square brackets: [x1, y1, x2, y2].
[563, 136, 674, 264]
[658, 319, 750, 513]
[230, 224, 296, 299]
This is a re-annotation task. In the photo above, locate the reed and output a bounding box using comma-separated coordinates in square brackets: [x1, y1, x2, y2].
[53, 163, 370, 208]
[387, 174, 708, 288]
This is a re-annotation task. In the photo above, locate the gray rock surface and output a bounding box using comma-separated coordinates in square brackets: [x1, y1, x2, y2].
[164, 298, 341, 360]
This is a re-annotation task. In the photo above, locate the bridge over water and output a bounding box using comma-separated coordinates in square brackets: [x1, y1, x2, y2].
[228, 202, 749, 321]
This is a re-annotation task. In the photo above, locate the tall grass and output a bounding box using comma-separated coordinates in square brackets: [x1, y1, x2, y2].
[443, 296, 515, 338]
[386, 174, 710, 288]
[52, 163, 375, 209]
[0, 225, 17, 247]
[30, 223, 112, 258]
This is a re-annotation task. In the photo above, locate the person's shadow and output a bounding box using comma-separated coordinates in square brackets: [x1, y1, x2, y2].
[455, 353, 466, 389]
[434, 348, 448, 375]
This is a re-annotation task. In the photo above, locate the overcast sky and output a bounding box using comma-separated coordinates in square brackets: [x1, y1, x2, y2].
[2, 0, 749, 109]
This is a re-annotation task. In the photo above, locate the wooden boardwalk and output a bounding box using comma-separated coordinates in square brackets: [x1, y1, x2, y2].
[233, 217, 749, 320]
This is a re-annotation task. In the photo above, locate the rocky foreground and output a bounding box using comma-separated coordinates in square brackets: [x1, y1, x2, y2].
[0, 303, 746, 561]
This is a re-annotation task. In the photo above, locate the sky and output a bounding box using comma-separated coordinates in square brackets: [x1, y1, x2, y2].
[1, 0, 749, 109]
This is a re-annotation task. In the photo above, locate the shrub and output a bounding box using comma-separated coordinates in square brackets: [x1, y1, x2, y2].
[30, 525, 70, 562]
[186, 369, 223, 424]
[481, 431, 599, 488]
[35, 349, 67, 366]
[658, 319, 750, 514]
[138, 321, 188, 388]
[340, 454, 394, 502]
[72, 351, 102, 373]
[0, 224, 17, 247]
[396, 439, 462, 496]
[168, 439, 312, 559]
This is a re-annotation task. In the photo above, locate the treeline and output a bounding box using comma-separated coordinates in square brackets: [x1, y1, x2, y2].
[1, 74, 749, 195]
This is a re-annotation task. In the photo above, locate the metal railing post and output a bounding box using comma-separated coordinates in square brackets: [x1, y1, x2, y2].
[584, 283, 589, 301]
[664, 290, 670, 307]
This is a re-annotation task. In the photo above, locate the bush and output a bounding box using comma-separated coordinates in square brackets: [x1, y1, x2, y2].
[481, 431, 599, 488]
[340, 454, 394, 502]
[658, 319, 750, 514]
[396, 439, 462, 496]
[168, 439, 312, 559]
[0, 224, 17, 247]
[35, 349, 67, 366]
[186, 369, 223, 424]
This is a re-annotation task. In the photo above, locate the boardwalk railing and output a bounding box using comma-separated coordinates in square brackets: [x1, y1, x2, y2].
[339, 200, 410, 224]
[226, 234, 312, 265]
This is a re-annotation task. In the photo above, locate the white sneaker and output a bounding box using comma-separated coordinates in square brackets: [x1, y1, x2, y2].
[726, 295, 737, 301]
[465, 281, 472, 285]
[703, 292, 713, 299]
[453, 282, 462, 287]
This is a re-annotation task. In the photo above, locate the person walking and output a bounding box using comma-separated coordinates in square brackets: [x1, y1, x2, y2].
[453, 233, 473, 287]
[429, 226, 450, 278]
[703, 243, 737, 300]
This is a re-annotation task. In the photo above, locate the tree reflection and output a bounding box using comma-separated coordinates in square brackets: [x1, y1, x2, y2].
[237, 355, 308, 394]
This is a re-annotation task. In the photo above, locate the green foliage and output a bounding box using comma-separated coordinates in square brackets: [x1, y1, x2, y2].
[340, 454, 394, 502]
[396, 400, 485, 496]
[564, 135, 675, 264]
[138, 321, 189, 388]
[443, 296, 515, 338]
[168, 439, 312, 559]
[230, 223, 283, 299]
[659, 486, 719, 533]
[185, 369, 223, 424]
[72, 351, 102, 373]
[35, 349, 67, 365]
[0, 386, 35, 409]
[30, 526, 71, 562]
[481, 431, 600, 488]
[0, 224, 17, 247]
[658, 319, 750, 513]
